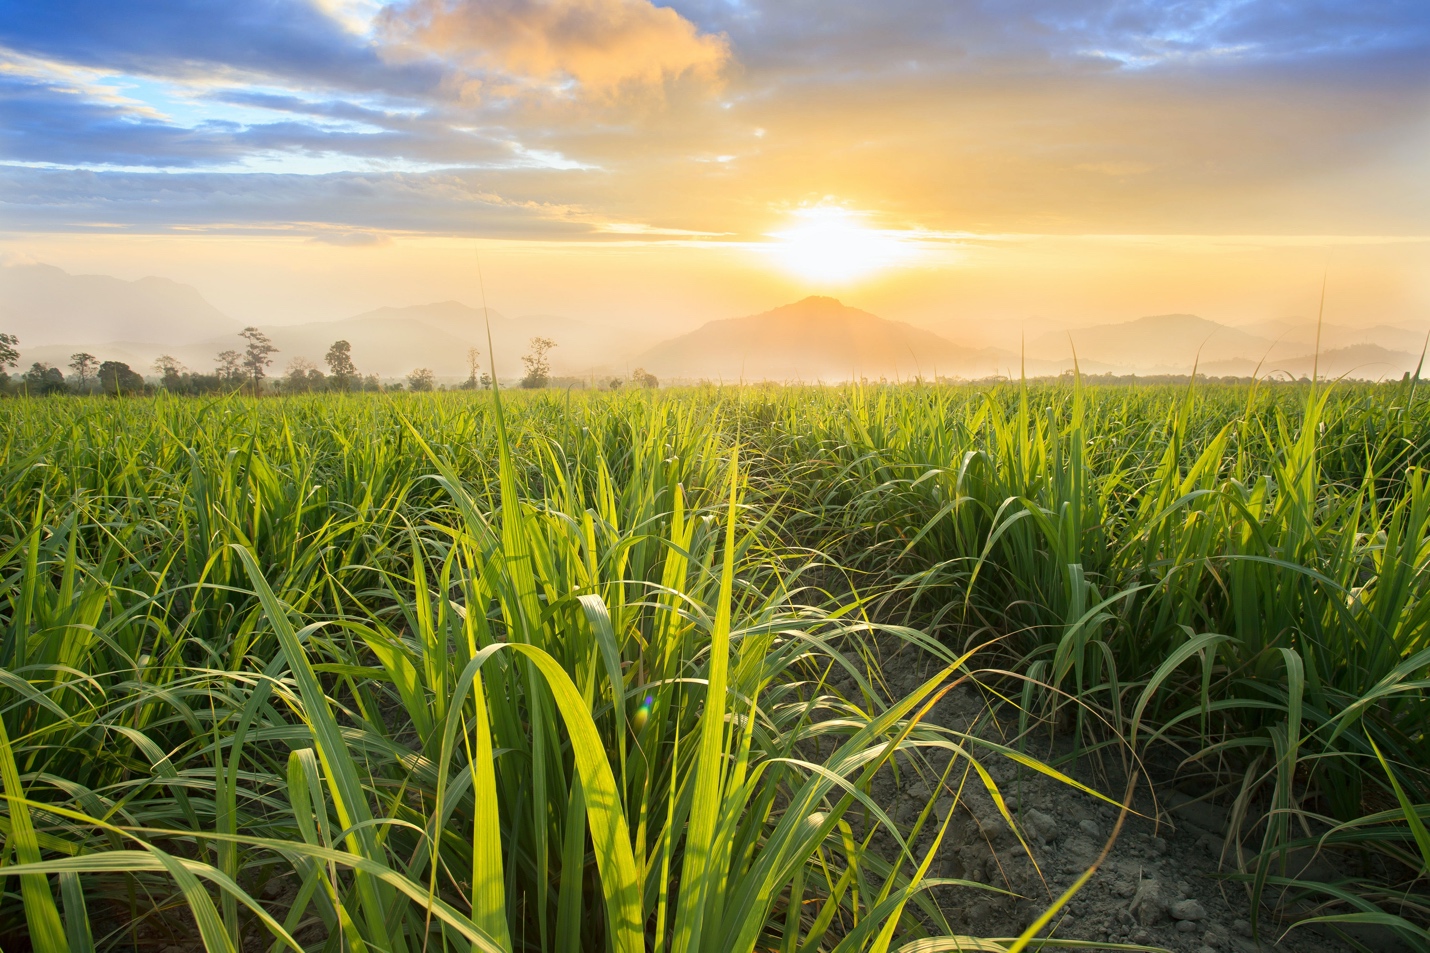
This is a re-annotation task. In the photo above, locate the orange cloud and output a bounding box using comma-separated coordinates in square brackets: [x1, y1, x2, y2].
[383, 0, 729, 98]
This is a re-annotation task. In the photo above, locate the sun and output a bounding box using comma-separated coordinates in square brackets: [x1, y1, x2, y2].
[761, 207, 920, 285]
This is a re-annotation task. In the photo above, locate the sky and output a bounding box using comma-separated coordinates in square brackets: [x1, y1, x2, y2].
[1, 0, 1428, 338]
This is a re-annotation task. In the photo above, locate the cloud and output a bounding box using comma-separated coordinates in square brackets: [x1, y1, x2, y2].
[380, 0, 730, 97]
[0, 165, 616, 238]
[0, 74, 249, 167]
[0, 0, 444, 94]
[0, 74, 560, 169]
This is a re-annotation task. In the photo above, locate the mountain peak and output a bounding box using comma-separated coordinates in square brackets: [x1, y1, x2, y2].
[637, 298, 987, 381]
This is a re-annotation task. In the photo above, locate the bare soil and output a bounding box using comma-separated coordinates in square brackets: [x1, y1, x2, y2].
[851, 644, 1398, 953]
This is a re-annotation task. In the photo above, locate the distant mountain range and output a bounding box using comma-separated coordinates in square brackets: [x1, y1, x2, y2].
[0, 260, 237, 345]
[1022, 312, 1428, 379]
[3, 260, 1426, 382]
[1, 263, 620, 378]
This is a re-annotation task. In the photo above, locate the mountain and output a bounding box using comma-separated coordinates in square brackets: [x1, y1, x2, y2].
[1199, 344, 1424, 381]
[1021, 312, 1429, 379]
[1028, 313, 1281, 367]
[0, 260, 237, 346]
[636, 296, 1002, 382]
[1235, 320, 1429, 356]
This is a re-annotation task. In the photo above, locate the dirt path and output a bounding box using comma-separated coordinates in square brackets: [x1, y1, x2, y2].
[851, 646, 1386, 953]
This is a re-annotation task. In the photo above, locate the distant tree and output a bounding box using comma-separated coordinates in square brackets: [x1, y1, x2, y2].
[630, 367, 658, 389]
[463, 346, 482, 389]
[285, 357, 325, 393]
[362, 373, 381, 392]
[154, 355, 187, 391]
[240, 327, 278, 390]
[520, 337, 556, 389]
[607, 377, 623, 390]
[215, 349, 243, 383]
[23, 362, 67, 395]
[324, 339, 357, 389]
[479, 371, 491, 389]
[98, 361, 145, 396]
[68, 352, 97, 390]
[407, 367, 435, 392]
[0, 333, 17, 372]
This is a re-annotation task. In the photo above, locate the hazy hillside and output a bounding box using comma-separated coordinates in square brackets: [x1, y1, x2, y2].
[303, 302, 624, 376]
[0, 261, 237, 346]
[1223, 344, 1423, 381]
[637, 296, 1003, 381]
[1029, 313, 1284, 367]
[9, 292, 629, 380]
[1237, 320, 1430, 355]
[1019, 312, 1428, 379]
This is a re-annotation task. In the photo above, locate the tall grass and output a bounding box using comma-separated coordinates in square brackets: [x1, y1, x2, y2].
[0, 389, 1055, 951]
[767, 378, 1430, 944]
[2, 380, 1428, 948]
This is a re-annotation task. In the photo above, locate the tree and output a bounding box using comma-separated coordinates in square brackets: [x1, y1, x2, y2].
[23, 362, 67, 395]
[69, 352, 97, 390]
[285, 357, 325, 393]
[98, 361, 145, 396]
[630, 367, 659, 389]
[407, 367, 435, 392]
[154, 355, 187, 391]
[464, 346, 482, 389]
[240, 326, 278, 390]
[607, 377, 623, 390]
[215, 349, 243, 383]
[0, 333, 17, 372]
[325, 340, 357, 389]
[520, 336, 556, 389]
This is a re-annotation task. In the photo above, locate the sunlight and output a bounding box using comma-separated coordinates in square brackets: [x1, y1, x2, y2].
[761, 207, 920, 285]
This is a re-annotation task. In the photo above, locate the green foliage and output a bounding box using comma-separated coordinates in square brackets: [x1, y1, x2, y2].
[0, 387, 1036, 951]
[1, 379, 1427, 949]
[96, 360, 145, 395]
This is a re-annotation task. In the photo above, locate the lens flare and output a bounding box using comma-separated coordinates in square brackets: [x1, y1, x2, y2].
[632, 693, 655, 732]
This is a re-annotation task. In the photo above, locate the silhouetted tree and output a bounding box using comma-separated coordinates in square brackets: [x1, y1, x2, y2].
[630, 367, 658, 389]
[23, 362, 67, 395]
[240, 327, 277, 391]
[215, 349, 243, 383]
[68, 352, 97, 390]
[463, 346, 481, 389]
[407, 367, 435, 392]
[98, 361, 145, 396]
[325, 339, 357, 390]
[285, 357, 325, 393]
[520, 337, 556, 388]
[0, 333, 17, 372]
[154, 355, 186, 391]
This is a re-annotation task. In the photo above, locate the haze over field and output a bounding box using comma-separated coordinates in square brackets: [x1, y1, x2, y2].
[0, 1, 1426, 377]
[7, 258, 1427, 382]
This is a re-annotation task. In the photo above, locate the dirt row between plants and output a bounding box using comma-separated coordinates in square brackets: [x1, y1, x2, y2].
[843, 642, 1396, 953]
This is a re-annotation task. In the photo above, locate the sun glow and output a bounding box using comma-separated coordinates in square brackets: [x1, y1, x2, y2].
[762, 207, 921, 285]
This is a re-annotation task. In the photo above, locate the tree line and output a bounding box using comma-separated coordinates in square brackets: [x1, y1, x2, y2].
[2, 329, 654, 395]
